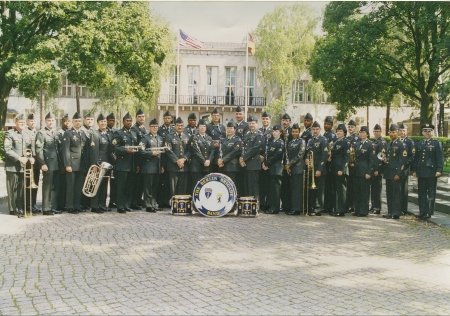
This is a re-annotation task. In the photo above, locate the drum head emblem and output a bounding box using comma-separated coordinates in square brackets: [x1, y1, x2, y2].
[205, 188, 212, 199]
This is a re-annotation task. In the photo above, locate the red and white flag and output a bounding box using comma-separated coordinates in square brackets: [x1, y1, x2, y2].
[248, 33, 255, 55]
[179, 29, 203, 49]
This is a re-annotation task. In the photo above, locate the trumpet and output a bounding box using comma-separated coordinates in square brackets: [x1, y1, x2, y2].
[82, 162, 113, 197]
[377, 152, 386, 161]
[145, 146, 170, 152]
[123, 145, 145, 152]
[23, 149, 38, 218]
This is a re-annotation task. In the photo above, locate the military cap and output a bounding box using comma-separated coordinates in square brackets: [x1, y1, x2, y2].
[62, 113, 69, 120]
[27, 113, 34, 120]
[421, 123, 435, 130]
[373, 124, 382, 131]
[188, 112, 197, 119]
[211, 107, 219, 114]
[73, 112, 82, 119]
[175, 117, 183, 124]
[163, 110, 172, 117]
[272, 125, 281, 131]
[227, 121, 236, 128]
[45, 112, 55, 119]
[324, 116, 333, 123]
[136, 109, 144, 116]
[348, 119, 356, 126]
[398, 122, 407, 129]
[149, 118, 158, 126]
[15, 114, 25, 121]
[336, 123, 347, 131]
[281, 113, 291, 120]
[123, 112, 132, 120]
[197, 119, 207, 126]
[97, 113, 106, 121]
[247, 115, 258, 122]
[389, 124, 399, 131]
[106, 113, 115, 120]
[292, 123, 300, 130]
[312, 121, 320, 128]
[235, 105, 243, 112]
[359, 126, 369, 134]
[305, 113, 313, 120]
[84, 112, 94, 118]
[262, 111, 271, 118]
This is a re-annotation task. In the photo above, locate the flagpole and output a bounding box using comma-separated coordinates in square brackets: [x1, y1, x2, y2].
[245, 32, 249, 121]
[176, 29, 180, 119]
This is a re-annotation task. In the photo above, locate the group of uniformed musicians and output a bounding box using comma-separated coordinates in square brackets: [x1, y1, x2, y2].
[3, 107, 444, 220]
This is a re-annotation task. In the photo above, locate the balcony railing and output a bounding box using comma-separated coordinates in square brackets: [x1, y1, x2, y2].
[157, 95, 265, 107]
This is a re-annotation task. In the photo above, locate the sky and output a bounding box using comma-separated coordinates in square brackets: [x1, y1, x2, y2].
[149, 1, 328, 43]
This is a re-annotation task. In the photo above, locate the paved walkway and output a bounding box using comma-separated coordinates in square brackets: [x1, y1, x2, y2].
[1, 167, 450, 314]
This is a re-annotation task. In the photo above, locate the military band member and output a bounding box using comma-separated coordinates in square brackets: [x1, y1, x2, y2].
[345, 119, 360, 213]
[352, 126, 376, 217]
[218, 121, 242, 184]
[399, 122, 414, 215]
[26, 113, 41, 213]
[304, 121, 329, 216]
[240, 115, 264, 200]
[263, 125, 284, 214]
[166, 117, 191, 197]
[189, 119, 214, 193]
[370, 124, 387, 214]
[234, 105, 249, 139]
[330, 124, 350, 216]
[207, 107, 226, 172]
[259, 111, 272, 211]
[106, 113, 117, 208]
[80, 112, 95, 211]
[89, 114, 112, 214]
[112, 112, 139, 213]
[4, 114, 35, 217]
[413, 124, 444, 220]
[63, 112, 88, 214]
[382, 124, 408, 219]
[57, 113, 70, 212]
[184, 112, 199, 137]
[284, 123, 306, 215]
[280, 113, 293, 212]
[35, 112, 60, 216]
[158, 110, 174, 208]
[300, 113, 313, 144]
[130, 109, 148, 210]
[139, 118, 165, 212]
[323, 116, 336, 213]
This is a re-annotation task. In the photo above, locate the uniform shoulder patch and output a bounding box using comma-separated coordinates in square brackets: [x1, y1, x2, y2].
[403, 150, 407, 157]
[91, 141, 95, 147]
[324, 147, 328, 152]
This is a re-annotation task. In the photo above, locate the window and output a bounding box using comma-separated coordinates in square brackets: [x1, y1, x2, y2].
[244, 68, 255, 106]
[77, 85, 88, 98]
[225, 67, 236, 105]
[206, 66, 218, 104]
[169, 66, 177, 103]
[293, 81, 304, 103]
[355, 117, 366, 127]
[61, 74, 72, 97]
[187, 66, 199, 104]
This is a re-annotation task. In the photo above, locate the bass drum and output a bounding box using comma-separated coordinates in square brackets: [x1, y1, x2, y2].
[193, 173, 237, 217]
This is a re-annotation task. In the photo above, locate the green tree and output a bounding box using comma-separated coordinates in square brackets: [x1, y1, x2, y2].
[310, 2, 450, 125]
[253, 4, 318, 117]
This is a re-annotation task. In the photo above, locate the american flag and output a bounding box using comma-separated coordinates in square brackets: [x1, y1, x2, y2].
[179, 29, 203, 49]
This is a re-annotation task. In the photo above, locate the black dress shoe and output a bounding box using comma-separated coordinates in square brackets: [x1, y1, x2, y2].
[308, 212, 321, 216]
[382, 214, 392, 219]
[130, 205, 141, 210]
[392, 215, 400, 219]
[16, 209, 25, 218]
[125, 207, 133, 212]
[371, 210, 381, 214]
[91, 208, 104, 214]
[146, 207, 156, 212]
[32, 207, 42, 214]
[352, 213, 359, 216]
[43, 210, 54, 216]
[117, 208, 127, 213]
[286, 210, 300, 215]
[68, 209, 80, 214]
[52, 209, 62, 214]
[108, 202, 117, 208]
[357, 214, 367, 217]
[9, 210, 17, 216]
[265, 210, 279, 214]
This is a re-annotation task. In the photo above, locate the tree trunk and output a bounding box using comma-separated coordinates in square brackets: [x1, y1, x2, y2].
[438, 100, 444, 137]
[385, 103, 390, 137]
[40, 88, 45, 129]
[0, 80, 12, 131]
[419, 93, 435, 126]
[75, 84, 81, 114]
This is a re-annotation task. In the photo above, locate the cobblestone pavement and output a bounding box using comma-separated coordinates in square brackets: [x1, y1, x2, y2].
[1, 209, 450, 315]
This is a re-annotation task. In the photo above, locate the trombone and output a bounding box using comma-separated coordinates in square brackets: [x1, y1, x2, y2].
[302, 150, 317, 215]
[23, 149, 38, 218]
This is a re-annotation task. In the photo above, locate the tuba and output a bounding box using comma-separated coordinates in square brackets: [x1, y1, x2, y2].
[82, 162, 113, 197]
[377, 152, 386, 161]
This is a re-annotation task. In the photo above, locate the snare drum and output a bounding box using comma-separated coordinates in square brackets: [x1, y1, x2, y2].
[237, 196, 258, 217]
[171, 195, 192, 215]
[193, 173, 237, 217]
